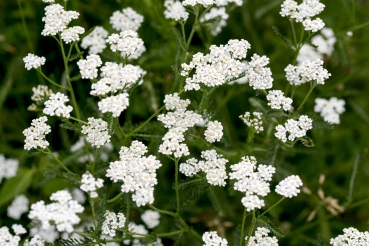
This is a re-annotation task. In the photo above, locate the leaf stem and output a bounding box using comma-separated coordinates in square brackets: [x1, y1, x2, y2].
[239, 207, 248, 246]
[46, 147, 73, 173]
[296, 83, 316, 112]
[36, 69, 69, 90]
[126, 105, 165, 137]
[69, 116, 88, 125]
[175, 158, 180, 213]
[257, 197, 285, 218]
[108, 192, 124, 203]
[244, 210, 256, 246]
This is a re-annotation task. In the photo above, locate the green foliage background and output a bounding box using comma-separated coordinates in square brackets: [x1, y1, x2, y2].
[0, 0, 369, 245]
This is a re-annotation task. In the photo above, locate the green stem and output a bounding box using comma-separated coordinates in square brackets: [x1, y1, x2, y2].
[148, 204, 177, 217]
[69, 116, 88, 125]
[175, 158, 180, 213]
[73, 230, 93, 238]
[46, 147, 73, 173]
[352, 21, 369, 30]
[74, 42, 84, 59]
[244, 210, 256, 246]
[257, 197, 285, 218]
[290, 19, 297, 47]
[126, 105, 165, 137]
[37, 69, 69, 90]
[91, 148, 99, 174]
[180, 21, 187, 45]
[239, 208, 248, 246]
[108, 192, 124, 203]
[115, 118, 126, 139]
[186, 8, 200, 49]
[156, 230, 185, 238]
[296, 83, 316, 112]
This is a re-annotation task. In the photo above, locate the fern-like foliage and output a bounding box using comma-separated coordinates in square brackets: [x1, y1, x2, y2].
[52, 237, 94, 246]
[256, 214, 285, 238]
[232, 224, 242, 246]
[59, 120, 82, 133]
[306, 112, 334, 129]
[272, 26, 294, 50]
[173, 176, 205, 190]
[102, 113, 116, 135]
[300, 136, 315, 147]
[43, 169, 81, 186]
[27, 149, 41, 157]
[249, 97, 268, 114]
[95, 194, 107, 237]
[179, 181, 210, 209]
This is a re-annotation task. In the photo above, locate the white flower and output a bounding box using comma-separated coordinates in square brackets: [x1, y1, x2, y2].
[275, 175, 303, 198]
[164, 0, 189, 21]
[246, 54, 273, 90]
[106, 141, 162, 207]
[81, 26, 109, 54]
[61, 26, 85, 43]
[0, 154, 19, 184]
[102, 211, 126, 237]
[204, 121, 223, 143]
[314, 97, 345, 124]
[0, 226, 21, 245]
[330, 227, 369, 246]
[201, 7, 229, 36]
[29, 190, 84, 233]
[266, 90, 293, 111]
[302, 17, 325, 32]
[23, 116, 51, 150]
[182, 0, 215, 7]
[285, 59, 331, 86]
[275, 115, 312, 142]
[141, 210, 160, 229]
[239, 112, 264, 133]
[41, 4, 79, 36]
[110, 7, 143, 32]
[7, 194, 29, 220]
[98, 93, 130, 117]
[12, 224, 27, 235]
[24, 235, 45, 246]
[43, 92, 73, 118]
[31, 85, 53, 102]
[80, 172, 104, 198]
[77, 54, 103, 79]
[30, 226, 59, 243]
[23, 54, 46, 70]
[202, 231, 228, 246]
[247, 227, 278, 245]
[214, 0, 242, 6]
[107, 30, 145, 59]
[43, 0, 54, 2]
[81, 117, 111, 148]
[71, 188, 86, 204]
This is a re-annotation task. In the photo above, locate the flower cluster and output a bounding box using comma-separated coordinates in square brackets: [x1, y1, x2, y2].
[275, 115, 312, 142]
[0, 154, 19, 184]
[80, 172, 104, 198]
[239, 112, 264, 133]
[314, 97, 345, 124]
[229, 156, 276, 211]
[61, 26, 85, 44]
[158, 93, 202, 157]
[202, 231, 228, 246]
[77, 54, 103, 79]
[247, 227, 278, 245]
[182, 0, 214, 7]
[181, 40, 250, 91]
[23, 54, 46, 70]
[266, 90, 293, 111]
[123, 223, 163, 246]
[98, 93, 130, 117]
[285, 59, 331, 86]
[31, 85, 53, 103]
[204, 120, 223, 143]
[330, 227, 369, 246]
[201, 7, 229, 36]
[275, 175, 303, 198]
[23, 116, 51, 150]
[81, 117, 111, 148]
[110, 7, 143, 32]
[164, 0, 189, 21]
[107, 30, 145, 59]
[214, 0, 242, 6]
[102, 210, 126, 237]
[43, 92, 73, 118]
[81, 26, 109, 54]
[41, 4, 79, 36]
[246, 54, 273, 90]
[280, 0, 325, 32]
[28, 190, 84, 233]
[141, 210, 160, 229]
[180, 150, 228, 186]
[0, 226, 22, 245]
[7, 194, 29, 220]
[106, 141, 162, 207]
[24, 235, 45, 246]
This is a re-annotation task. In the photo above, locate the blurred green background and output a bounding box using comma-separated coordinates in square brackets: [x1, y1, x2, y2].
[0, 0, 369, 245]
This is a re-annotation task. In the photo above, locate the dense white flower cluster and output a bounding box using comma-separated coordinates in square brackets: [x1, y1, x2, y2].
[285, 59, 331, 86]
[122, 223, 163, 246]
[202, 231, 228, 246]
[297, 28, 336, 64]
[12, 224, 27, 235]
[43, 92, 73, 118]
[247, 227, 278, 245]
[0, 154, 19, 184]
[314, 97, 345, 124]
[181, 40, 250, 91]
[28, 190, 84, 233]
[246, 54, 273, 90]
[23, 54, 46, 70]
[0, 226, 21, 245]
[30, 226, 58, 243]
[229, 156, 276, 211]
[280, 0, 325, 32]
[201, 7, 229, 36]
[275, 115, 312, 142]
[214, 0, 242, 6]
[330, 227, 369, 245]
[24, 235, 45, 246]
[106, 141, 162, 207]
[266, 90, 293, 111]
[180, 150, 228, 186]
[7, 194, 29, 219]
[182, 0, 214, 7]
[141, 210, 160, 229]
[91, 63, 146, 96]
[81, 117, 111, 148]
[41, 4, 79, 36]
[102, 210, 126, 237]
[164, 0, 189, 21]
[81, 26, 109, 54]
[275, 175, 303, 198]
[77, 54, 103, 79]
[110, 7, 143, 32]
[98, 93, 129, 117]
[158, 94, 202, 157]
[71, 188, 86, 204]
[23, 116, 51, 150]
[61, 26, 85, 44]
[31, 85, 53, 102]
[204, 120, 223, 143]
[107, 30, 145, 59]
[80, 172, 104, 198]
[239, 112, 264, 133]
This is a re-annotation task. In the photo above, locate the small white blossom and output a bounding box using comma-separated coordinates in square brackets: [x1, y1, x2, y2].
[285, 59, 331, 86]
[31, 85, 53, 102]
[77, 54, 103, 79]
[81, 117, 111, 148]
[164, 0, 189, 21]
[23, 54, 46, 70]
[98, 93, 129, 117]
[201, 7, 229, 36]
[43, 0, 54, 2]
[141, 210, 160, 229]
[214, 0, 242, 6]
[43, 92, 73, 118]
[204, 120, 223, 143]
[0, 226, 21, 245]
[302, 17, 325, 32]
[7, 194, 29, 219]
[246, 54, 273, 90]
[110, 7, 144, 32]
[0, 154, 19, 184]
[275, 175, 303, 198]
[330, 227, 369, 246]
[266, 90, 293, 111]
[182, 0, 215, 7]
[202, 231, 228, 246]
[102, 210, 126, 237]
[71, 188, 86, 204]
[61, 26, 85, 43]
[23, 116, 51, 150]
[80, 172, 104, 198]
[12, 224, 27, 235]
[41, 4, 79, 36]
[24, 235, 45, 246]
[314, 97, 345, 124]
[239, 112, 264, 133]
[81, 26, 109, 54]
[30, 226, 59, 243]
[247, 227, 279, 245]
[107, 30, 145, 59]
[275, 115, 312, 142]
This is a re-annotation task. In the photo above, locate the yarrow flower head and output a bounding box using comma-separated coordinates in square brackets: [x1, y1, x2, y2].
[24, 235, 45, 246]
[110, 7, 143, 32]
[77, 54, 103, 79]
[239, 112, 264, 133]
[330, 227, 369, 246]
[214, 0, 242, 6]
[201, 7, 229, 36]
[247, 227, 279, 245]
[43, 92, 73, 118]
[61, 26, 85, 44]
[246, 54, 273, 90]
[102, 210, 126, 237]
[275, 115, 312, 142]
[204, 120, 223, 143]
[107, 30, 145, 59]
[314, 97, 345, 124]
[106, 141, 162, 207]
[164, 0, 189, 21]
[141, 210, 160, 229]
[0, 154, 19, 184]
[80, 172, 104, 198]
[23, 54, 46, 70]
[266, 90, 293, 111]
[98, 93, 129, 117]
[202, 231, 228, 246]
[285, 59, 331, 86]
[0, 226, 21, 245]
[81, 117, 111, 148]
[31, 85, 53, 103]
[275, 175, 303, 198]
[23, 116, 51, 150]
[41, 4, 79, 36]
[229, 156, 276, 211]
[28, 190, 84, 233]
[7, 194, 29, 220]
[81, 26, 109, 54]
